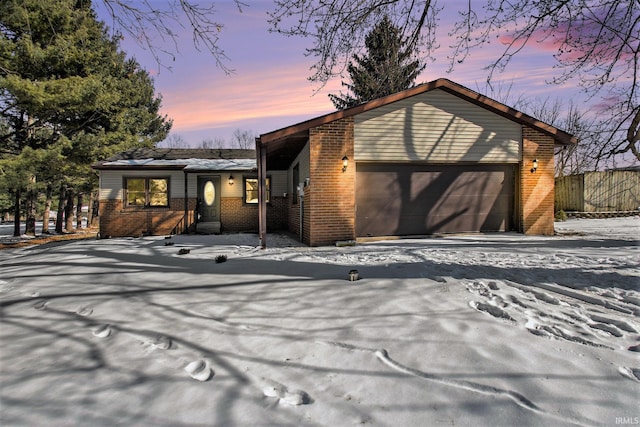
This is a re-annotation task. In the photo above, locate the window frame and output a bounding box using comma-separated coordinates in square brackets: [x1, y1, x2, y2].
[243, 175, 270, 205]
[123, 176, 170, 208]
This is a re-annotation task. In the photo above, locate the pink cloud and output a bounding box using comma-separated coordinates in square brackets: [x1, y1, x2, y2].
[497, 6, 636, 65]
[158, 62, 341, 133]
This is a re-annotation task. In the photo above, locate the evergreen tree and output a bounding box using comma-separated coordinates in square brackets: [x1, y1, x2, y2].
[0, 0, 171, 234]
[329, 16, 425, 110]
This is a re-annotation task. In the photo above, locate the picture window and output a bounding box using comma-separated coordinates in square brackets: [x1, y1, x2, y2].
[124, 177, 169, 207]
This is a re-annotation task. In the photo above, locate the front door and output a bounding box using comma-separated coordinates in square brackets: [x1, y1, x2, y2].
[197, 176, 221, 223]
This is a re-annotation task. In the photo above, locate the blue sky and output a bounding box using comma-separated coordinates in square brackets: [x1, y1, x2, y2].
[96, 1, 586, 147]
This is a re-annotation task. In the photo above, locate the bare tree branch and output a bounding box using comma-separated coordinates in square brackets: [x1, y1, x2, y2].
[100, 0, 247, 73]
[267, 0, 639, 163]
[268, 0, 439, 86]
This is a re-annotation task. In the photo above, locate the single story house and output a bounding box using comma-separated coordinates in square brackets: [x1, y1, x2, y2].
[92, 148, 288, 237]
[93, 78, 577, 246]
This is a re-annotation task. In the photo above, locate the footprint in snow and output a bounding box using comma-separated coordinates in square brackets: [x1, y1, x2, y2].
[589, 314, 637, 333]
[92, 324, 112, 338]
[589, 322, 623, 337]
[33, 300, 48, 310]
[76, 306, 93, 317]
[618, 366, 640, 382]
[150, 335, 173, 350]
[262, 381, 311, 405]
[184, 360, 214, 382]
[469, 301, 515, 322]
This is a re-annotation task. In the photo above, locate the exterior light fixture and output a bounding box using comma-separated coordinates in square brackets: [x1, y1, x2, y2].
[531, 159, 538, 173]
[342, 156, 349, 172]
[228, 175, 234, 185]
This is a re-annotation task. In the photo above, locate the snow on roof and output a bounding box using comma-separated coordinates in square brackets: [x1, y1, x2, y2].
[101, 158, 257, 171]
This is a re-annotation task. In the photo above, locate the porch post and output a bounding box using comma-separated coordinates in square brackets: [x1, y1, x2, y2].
[183, 171, 188, 233]
[257, 138, 267, 248]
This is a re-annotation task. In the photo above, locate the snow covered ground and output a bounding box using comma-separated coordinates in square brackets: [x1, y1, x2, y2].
[1, 217, 638, 426]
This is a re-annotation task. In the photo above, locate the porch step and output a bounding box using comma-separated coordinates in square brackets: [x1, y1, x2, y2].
[196, 221, 221, 234]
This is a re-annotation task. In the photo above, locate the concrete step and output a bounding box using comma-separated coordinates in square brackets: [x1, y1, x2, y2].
[196, 221, 221, 234]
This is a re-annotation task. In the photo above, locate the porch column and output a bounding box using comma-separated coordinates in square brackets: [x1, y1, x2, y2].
[256, 138, 267, 248]
[183, 171, 189, 233]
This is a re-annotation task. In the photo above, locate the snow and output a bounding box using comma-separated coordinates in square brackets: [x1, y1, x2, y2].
[1, 217, 638, 426]
[98, 158, 257, 170]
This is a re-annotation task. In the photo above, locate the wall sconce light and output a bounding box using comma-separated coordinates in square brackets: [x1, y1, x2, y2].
[531, 159, 538, 173]
[342, 156, 349, 172]
[228, 175, 234, 185]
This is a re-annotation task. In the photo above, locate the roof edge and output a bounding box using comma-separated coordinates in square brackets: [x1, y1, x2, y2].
[259, 78, 578, 146]
[91, 163, 187, 171]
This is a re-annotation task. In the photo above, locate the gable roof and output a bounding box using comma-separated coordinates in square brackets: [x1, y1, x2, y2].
[92, 148, 257, 171]
[258, 79, 577, 167]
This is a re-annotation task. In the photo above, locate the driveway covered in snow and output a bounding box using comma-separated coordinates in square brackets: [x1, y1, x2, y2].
[1, 218, 638, 426]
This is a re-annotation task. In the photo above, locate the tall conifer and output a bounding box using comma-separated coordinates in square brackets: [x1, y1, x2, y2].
[329, 16, 425, 110]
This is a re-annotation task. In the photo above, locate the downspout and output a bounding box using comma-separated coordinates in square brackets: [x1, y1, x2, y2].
[256, 137, 267, 248]
[183, 170, 188, 233]
[299, 184, 303, 242]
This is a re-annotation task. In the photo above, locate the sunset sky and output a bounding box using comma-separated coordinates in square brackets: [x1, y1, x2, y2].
[96, 1, 586, 147]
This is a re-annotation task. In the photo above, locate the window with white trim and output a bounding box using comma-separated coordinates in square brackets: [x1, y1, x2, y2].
[124, 177, 169, 207]
[244, 176, 270, 204]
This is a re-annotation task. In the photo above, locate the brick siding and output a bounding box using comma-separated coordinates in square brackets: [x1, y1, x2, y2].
[266, 197, 288, 231]
[98, 198, 194, 237]
[306, 118, 356, 246]
[221, 197, 288, 232]
[221, 198, 256, 232]
[288, 198, 301, 236]
[99, 196, 288, 237]
[521, 126, 555, 235]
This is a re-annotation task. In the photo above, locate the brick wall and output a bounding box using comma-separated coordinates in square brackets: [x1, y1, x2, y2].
[99, 196, 288, 237]
[288, 198, 301, 236]
[221, 197, 288, 232]
[98, 198, 194, 237]
[268, 197, 288, 231]
[306, 118, 356, 246]
[521, 126, 555, 235]
[221, 198, 256, 232]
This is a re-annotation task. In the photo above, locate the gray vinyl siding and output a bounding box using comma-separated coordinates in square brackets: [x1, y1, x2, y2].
[288, 141, 311, 197]
[269, 170, 288, 196]
[194, 173, 239, 198]
[99, 169, 283, 200]
[354, 89, 521, 163]
[99, 170, 185, 200]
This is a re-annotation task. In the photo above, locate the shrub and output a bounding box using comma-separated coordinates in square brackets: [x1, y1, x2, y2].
[555, 210, 568, 222]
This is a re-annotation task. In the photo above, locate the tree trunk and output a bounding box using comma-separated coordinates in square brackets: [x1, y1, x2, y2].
[55, 185, 65, 234]
[76, 192, 83, 229]
[87, 191, 99, 227]
[24, 190, 36, 236]
[13, 189, 21, 237]
[42, 185, 53, 234]
[65, 188, 75, 232]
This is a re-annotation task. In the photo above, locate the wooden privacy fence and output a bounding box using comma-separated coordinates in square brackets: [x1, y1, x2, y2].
[555, 170, 640, 213]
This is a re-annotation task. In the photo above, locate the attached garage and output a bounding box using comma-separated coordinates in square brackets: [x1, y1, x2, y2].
[353, 86, 520, 237]
[356, 163, 516, 237]
[257, 78, 578, 247]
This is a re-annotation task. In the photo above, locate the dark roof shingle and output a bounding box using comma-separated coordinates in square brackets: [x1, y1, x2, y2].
[104, 148, 256, 161]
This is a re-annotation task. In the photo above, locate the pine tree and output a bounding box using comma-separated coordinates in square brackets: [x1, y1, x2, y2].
[0, 0, 171, 234]
[329, 16, 425, 110]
